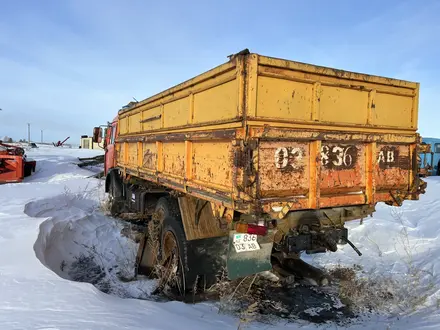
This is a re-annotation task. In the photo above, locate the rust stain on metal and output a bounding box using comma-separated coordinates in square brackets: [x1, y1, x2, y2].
[375, 144, 410, 194]
[142, 149, 155, 168]
[254, 126, 417, 145]
[258, 141, 310, 198]
[274, 146, 306, 173]
[234, 140, 258, 191]
[377, 145, 411, 170]
[118, 129, 237, 143]
[320, 143, 364, 196]
[319, 194, 365, 208]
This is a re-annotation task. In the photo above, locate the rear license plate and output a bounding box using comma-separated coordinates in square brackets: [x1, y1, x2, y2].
[233, 233, 260, 253]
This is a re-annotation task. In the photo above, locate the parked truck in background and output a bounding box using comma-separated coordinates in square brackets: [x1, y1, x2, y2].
[418, 137, 440, 176]
[93, 49, 427, 295]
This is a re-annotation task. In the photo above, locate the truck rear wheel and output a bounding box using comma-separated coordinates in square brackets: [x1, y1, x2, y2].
[142, 197, 197, 296]
[137, 196, 228, 298]
[157, 215, 189, 294]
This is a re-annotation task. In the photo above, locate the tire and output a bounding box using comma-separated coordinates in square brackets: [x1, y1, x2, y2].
[153, 197, 198, 295]
[137, 196, 227, 297]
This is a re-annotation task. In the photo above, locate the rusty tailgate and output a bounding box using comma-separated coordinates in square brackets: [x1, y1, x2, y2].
[258, 138, 415, 210]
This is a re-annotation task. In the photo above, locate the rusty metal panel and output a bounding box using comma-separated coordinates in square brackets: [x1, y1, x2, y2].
[178, 195, 228, 240]
[258, 141, 310, 197]
[365, 142, 377, 205]
[162, 142, 185, 178]
[127, 143, 138, 167]
[258, 140, 368, 207]
[250, 126, 418, 144]
[142, 142, 157, 171]
[320, 142, 366, 195]
[308, 140, 321, 208]
[319, 194, 365, 208]
[137, 142, 142, 167]
[375, 144, 411, 191]
[261, 198, 309, 214]
[192, 140, 232, 190]
[117, 142, 124, 164]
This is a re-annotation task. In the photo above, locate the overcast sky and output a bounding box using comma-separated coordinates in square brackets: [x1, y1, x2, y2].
[1, 0, 439, 143]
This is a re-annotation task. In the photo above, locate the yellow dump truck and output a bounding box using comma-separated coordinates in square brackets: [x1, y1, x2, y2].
[93, 49, 426, 294]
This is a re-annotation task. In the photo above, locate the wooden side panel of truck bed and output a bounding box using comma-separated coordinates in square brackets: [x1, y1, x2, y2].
[116, 52, 423, 214]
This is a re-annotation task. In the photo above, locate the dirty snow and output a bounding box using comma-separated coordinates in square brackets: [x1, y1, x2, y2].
[1, 144, 440, 329]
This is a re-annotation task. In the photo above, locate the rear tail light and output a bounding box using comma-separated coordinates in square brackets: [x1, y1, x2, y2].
[235, 223, 268, 236]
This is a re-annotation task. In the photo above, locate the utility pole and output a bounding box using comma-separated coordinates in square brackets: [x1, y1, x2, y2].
[27, 123, 31, 143]
[41, 129, 44, 143]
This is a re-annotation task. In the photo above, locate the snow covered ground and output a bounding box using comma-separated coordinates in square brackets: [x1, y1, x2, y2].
[1, 145, 440, 329]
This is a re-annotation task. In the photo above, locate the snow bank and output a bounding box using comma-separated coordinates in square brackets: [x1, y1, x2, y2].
[25, 192, 155, 299]
[306, 177, 440, 316]
[0, 146, 238, 330]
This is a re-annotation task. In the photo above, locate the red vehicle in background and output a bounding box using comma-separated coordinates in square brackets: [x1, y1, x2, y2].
[0, 142, 36, 184]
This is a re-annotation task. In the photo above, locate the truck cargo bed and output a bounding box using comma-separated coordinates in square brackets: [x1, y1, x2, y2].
[116, 50, 423, 215]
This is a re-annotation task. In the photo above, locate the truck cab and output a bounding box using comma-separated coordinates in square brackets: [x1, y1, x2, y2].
[94, 118, 118, 174]
[103, 117, 118, 176]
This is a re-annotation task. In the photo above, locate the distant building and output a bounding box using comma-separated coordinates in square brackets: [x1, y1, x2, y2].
[80, 135, 101, 149]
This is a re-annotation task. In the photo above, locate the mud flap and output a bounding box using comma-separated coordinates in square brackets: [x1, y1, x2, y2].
[226, 230, 273, 280]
